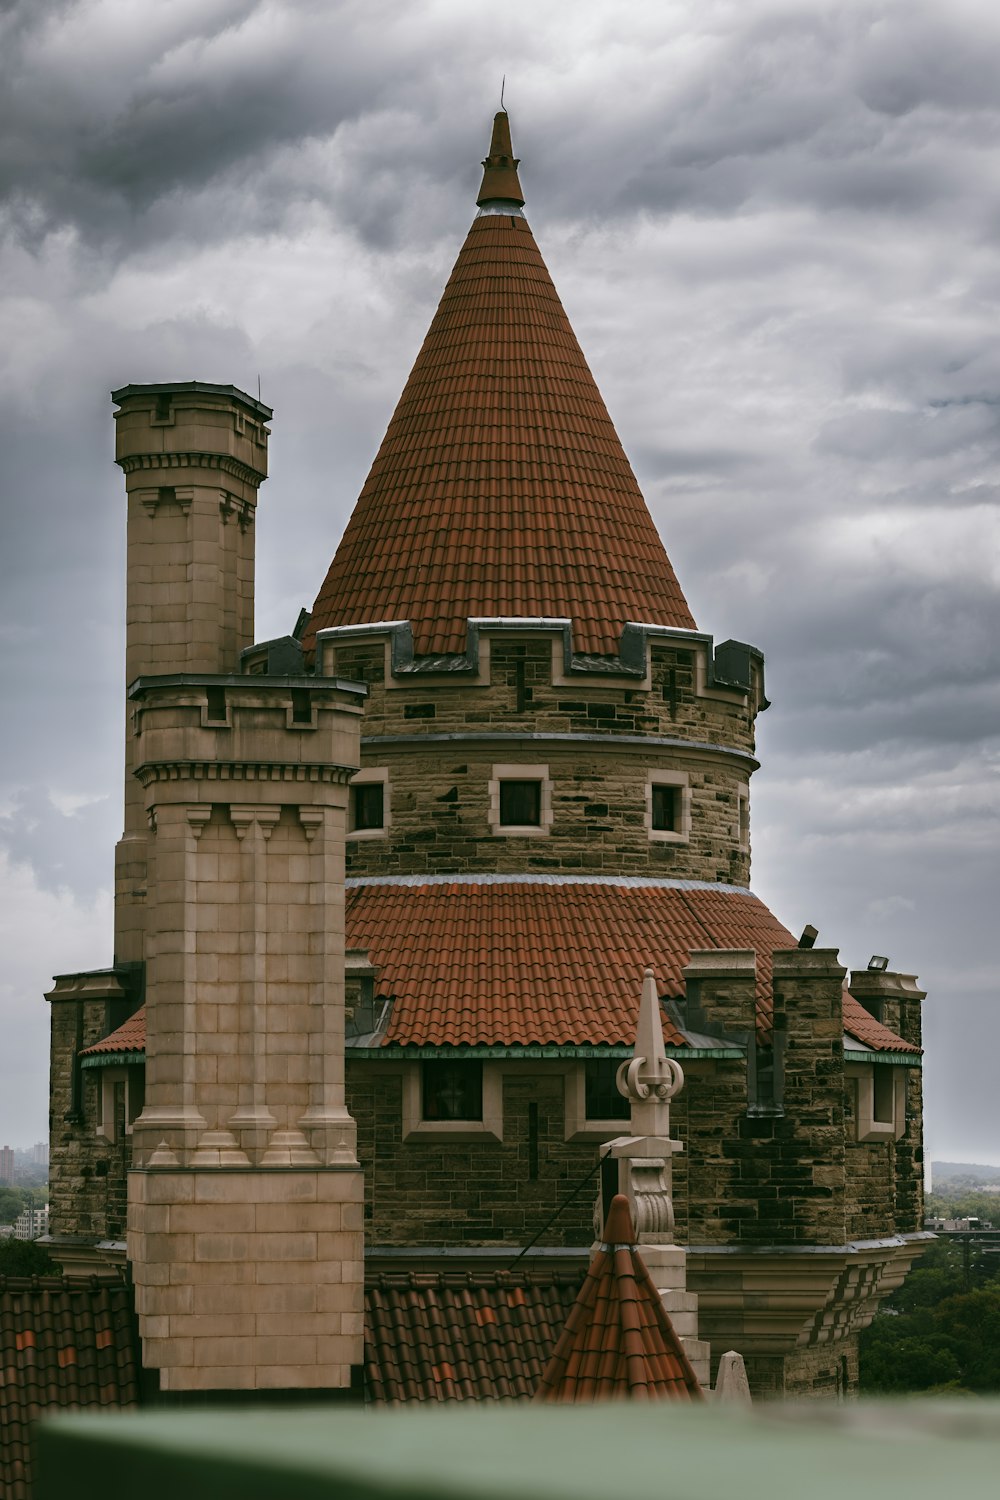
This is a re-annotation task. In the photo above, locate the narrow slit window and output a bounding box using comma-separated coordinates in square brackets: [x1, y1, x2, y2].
[873, 1066, 895, 1125]
[291, 689, 312, 723]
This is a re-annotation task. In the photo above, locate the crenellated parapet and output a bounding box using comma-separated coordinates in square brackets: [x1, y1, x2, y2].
[316, 618, 764, 888]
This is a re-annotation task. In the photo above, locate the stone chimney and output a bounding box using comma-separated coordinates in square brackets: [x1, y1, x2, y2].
[117, 384, 368, 1395]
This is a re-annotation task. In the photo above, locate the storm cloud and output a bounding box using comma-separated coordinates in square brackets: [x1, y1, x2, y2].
[1, 0, 997, 1164]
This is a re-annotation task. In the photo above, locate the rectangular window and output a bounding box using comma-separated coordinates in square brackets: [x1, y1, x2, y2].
[421, 1061, 483, 1121]
[651, 784, 678, 832]
[584, 1058, 630, 1121]
[499, 780, 541, 827]
[352, 782, 384, 832]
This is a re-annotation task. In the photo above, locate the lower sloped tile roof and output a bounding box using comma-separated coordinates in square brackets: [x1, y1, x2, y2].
[365, 1270, 583, 1404]
[344, 878, 917, 1053]
[77, 880, 917, 1060]
[536, 1197, 702, 1403]
[0, 1276, 139, 1499]
[79, 1007, 146, 1057]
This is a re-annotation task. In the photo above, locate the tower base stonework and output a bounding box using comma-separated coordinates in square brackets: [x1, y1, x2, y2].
[129, 1167, 363, 1392]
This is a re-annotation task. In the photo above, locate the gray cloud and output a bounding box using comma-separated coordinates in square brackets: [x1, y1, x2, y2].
[0, 0, 997, 1161]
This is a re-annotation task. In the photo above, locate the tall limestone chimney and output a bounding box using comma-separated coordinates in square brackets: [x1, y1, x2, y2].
[115, 383, 367, 1395]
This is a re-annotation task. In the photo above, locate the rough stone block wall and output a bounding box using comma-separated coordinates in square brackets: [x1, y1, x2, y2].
[48, 997, 133, 1244]
[331, 641, 757, 759]
[335, 637, 753, 886]
[349, 1066, 598, 1247]
[895, 1067, 924, 1233]
[739, 1338, 859, 1399]
[844, 1134, 893, 1244]
[843, 1073, 924, 1240]
[781, 1336, 859, 1398]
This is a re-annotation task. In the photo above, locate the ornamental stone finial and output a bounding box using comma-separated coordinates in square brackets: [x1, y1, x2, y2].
[615, 967, 684, 1139]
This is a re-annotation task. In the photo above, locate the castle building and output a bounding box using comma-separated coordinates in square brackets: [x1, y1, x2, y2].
[44, 112, 928, 1399]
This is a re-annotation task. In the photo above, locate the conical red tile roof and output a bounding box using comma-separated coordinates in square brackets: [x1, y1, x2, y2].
[304, 119, 696, 658]
[535, 1195, 702, 1402]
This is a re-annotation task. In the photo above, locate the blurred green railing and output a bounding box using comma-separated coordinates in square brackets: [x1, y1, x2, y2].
[38, 1400, 1000, 1500]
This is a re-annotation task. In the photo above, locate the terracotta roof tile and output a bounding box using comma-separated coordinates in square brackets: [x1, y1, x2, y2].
[305, 127, 695, 659]
[89, 886, 916, 1057]
[344, 880, 917, 1052]
[365, 1270, 582, 1405]
[0, 1276, 139, 1499]
[535, 1196, 702, 1402]
[79, 1007, 146, 1056]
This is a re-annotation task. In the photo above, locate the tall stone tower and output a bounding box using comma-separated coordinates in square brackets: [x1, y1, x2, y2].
[114, 384, 366, 1395]
[301, 114, 925, 1395]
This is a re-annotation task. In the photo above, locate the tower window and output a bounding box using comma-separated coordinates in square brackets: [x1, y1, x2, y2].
[499, 779, 541, 827]
[348, 769, 390, 840]
[651, 784, 678, 833]
[489, 764, 552, 837]
[351, 782, 384, 832]
[646, 772, 690, 844]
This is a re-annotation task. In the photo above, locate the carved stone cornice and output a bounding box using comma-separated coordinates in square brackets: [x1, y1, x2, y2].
[119, 450, 267, 487]
[686, 1235, 932, 1358]
[135, 761, 354, 788]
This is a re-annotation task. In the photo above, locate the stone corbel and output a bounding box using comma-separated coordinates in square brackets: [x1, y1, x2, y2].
[185, 805, 212, 840]
[297, 808, 325, 842]
[229, 806, 280, 841]
[136, 485, 193, 517]
[220, 490, 255, 531]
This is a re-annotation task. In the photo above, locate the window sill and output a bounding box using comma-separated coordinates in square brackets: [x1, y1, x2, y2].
[403, 1118, 502, 1144]
[566, 1121, 633, 1144]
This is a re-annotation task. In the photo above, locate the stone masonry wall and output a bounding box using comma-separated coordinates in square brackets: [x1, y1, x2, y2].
[351, 1067, 597, 1247]
[334, 637, 754, 886]
[742, 1337, 859, 1400]
[48, 993, 134, 1244]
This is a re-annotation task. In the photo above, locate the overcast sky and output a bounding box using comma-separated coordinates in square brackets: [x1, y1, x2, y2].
[1, 0, 997, 1169]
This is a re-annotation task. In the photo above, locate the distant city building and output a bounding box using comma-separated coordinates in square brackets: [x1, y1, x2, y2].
[13, 1205, 49, 1241]
[0, 1146, 14, 1186]
[925, 1216, 994, 1232]
[30, 1141, 48, 1168]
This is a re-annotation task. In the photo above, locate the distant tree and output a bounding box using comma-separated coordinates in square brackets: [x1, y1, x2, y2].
[0, 1238, 59, 1276]
[860, 1241, 1000, 1394]
[0, 1187, 27, 1225]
